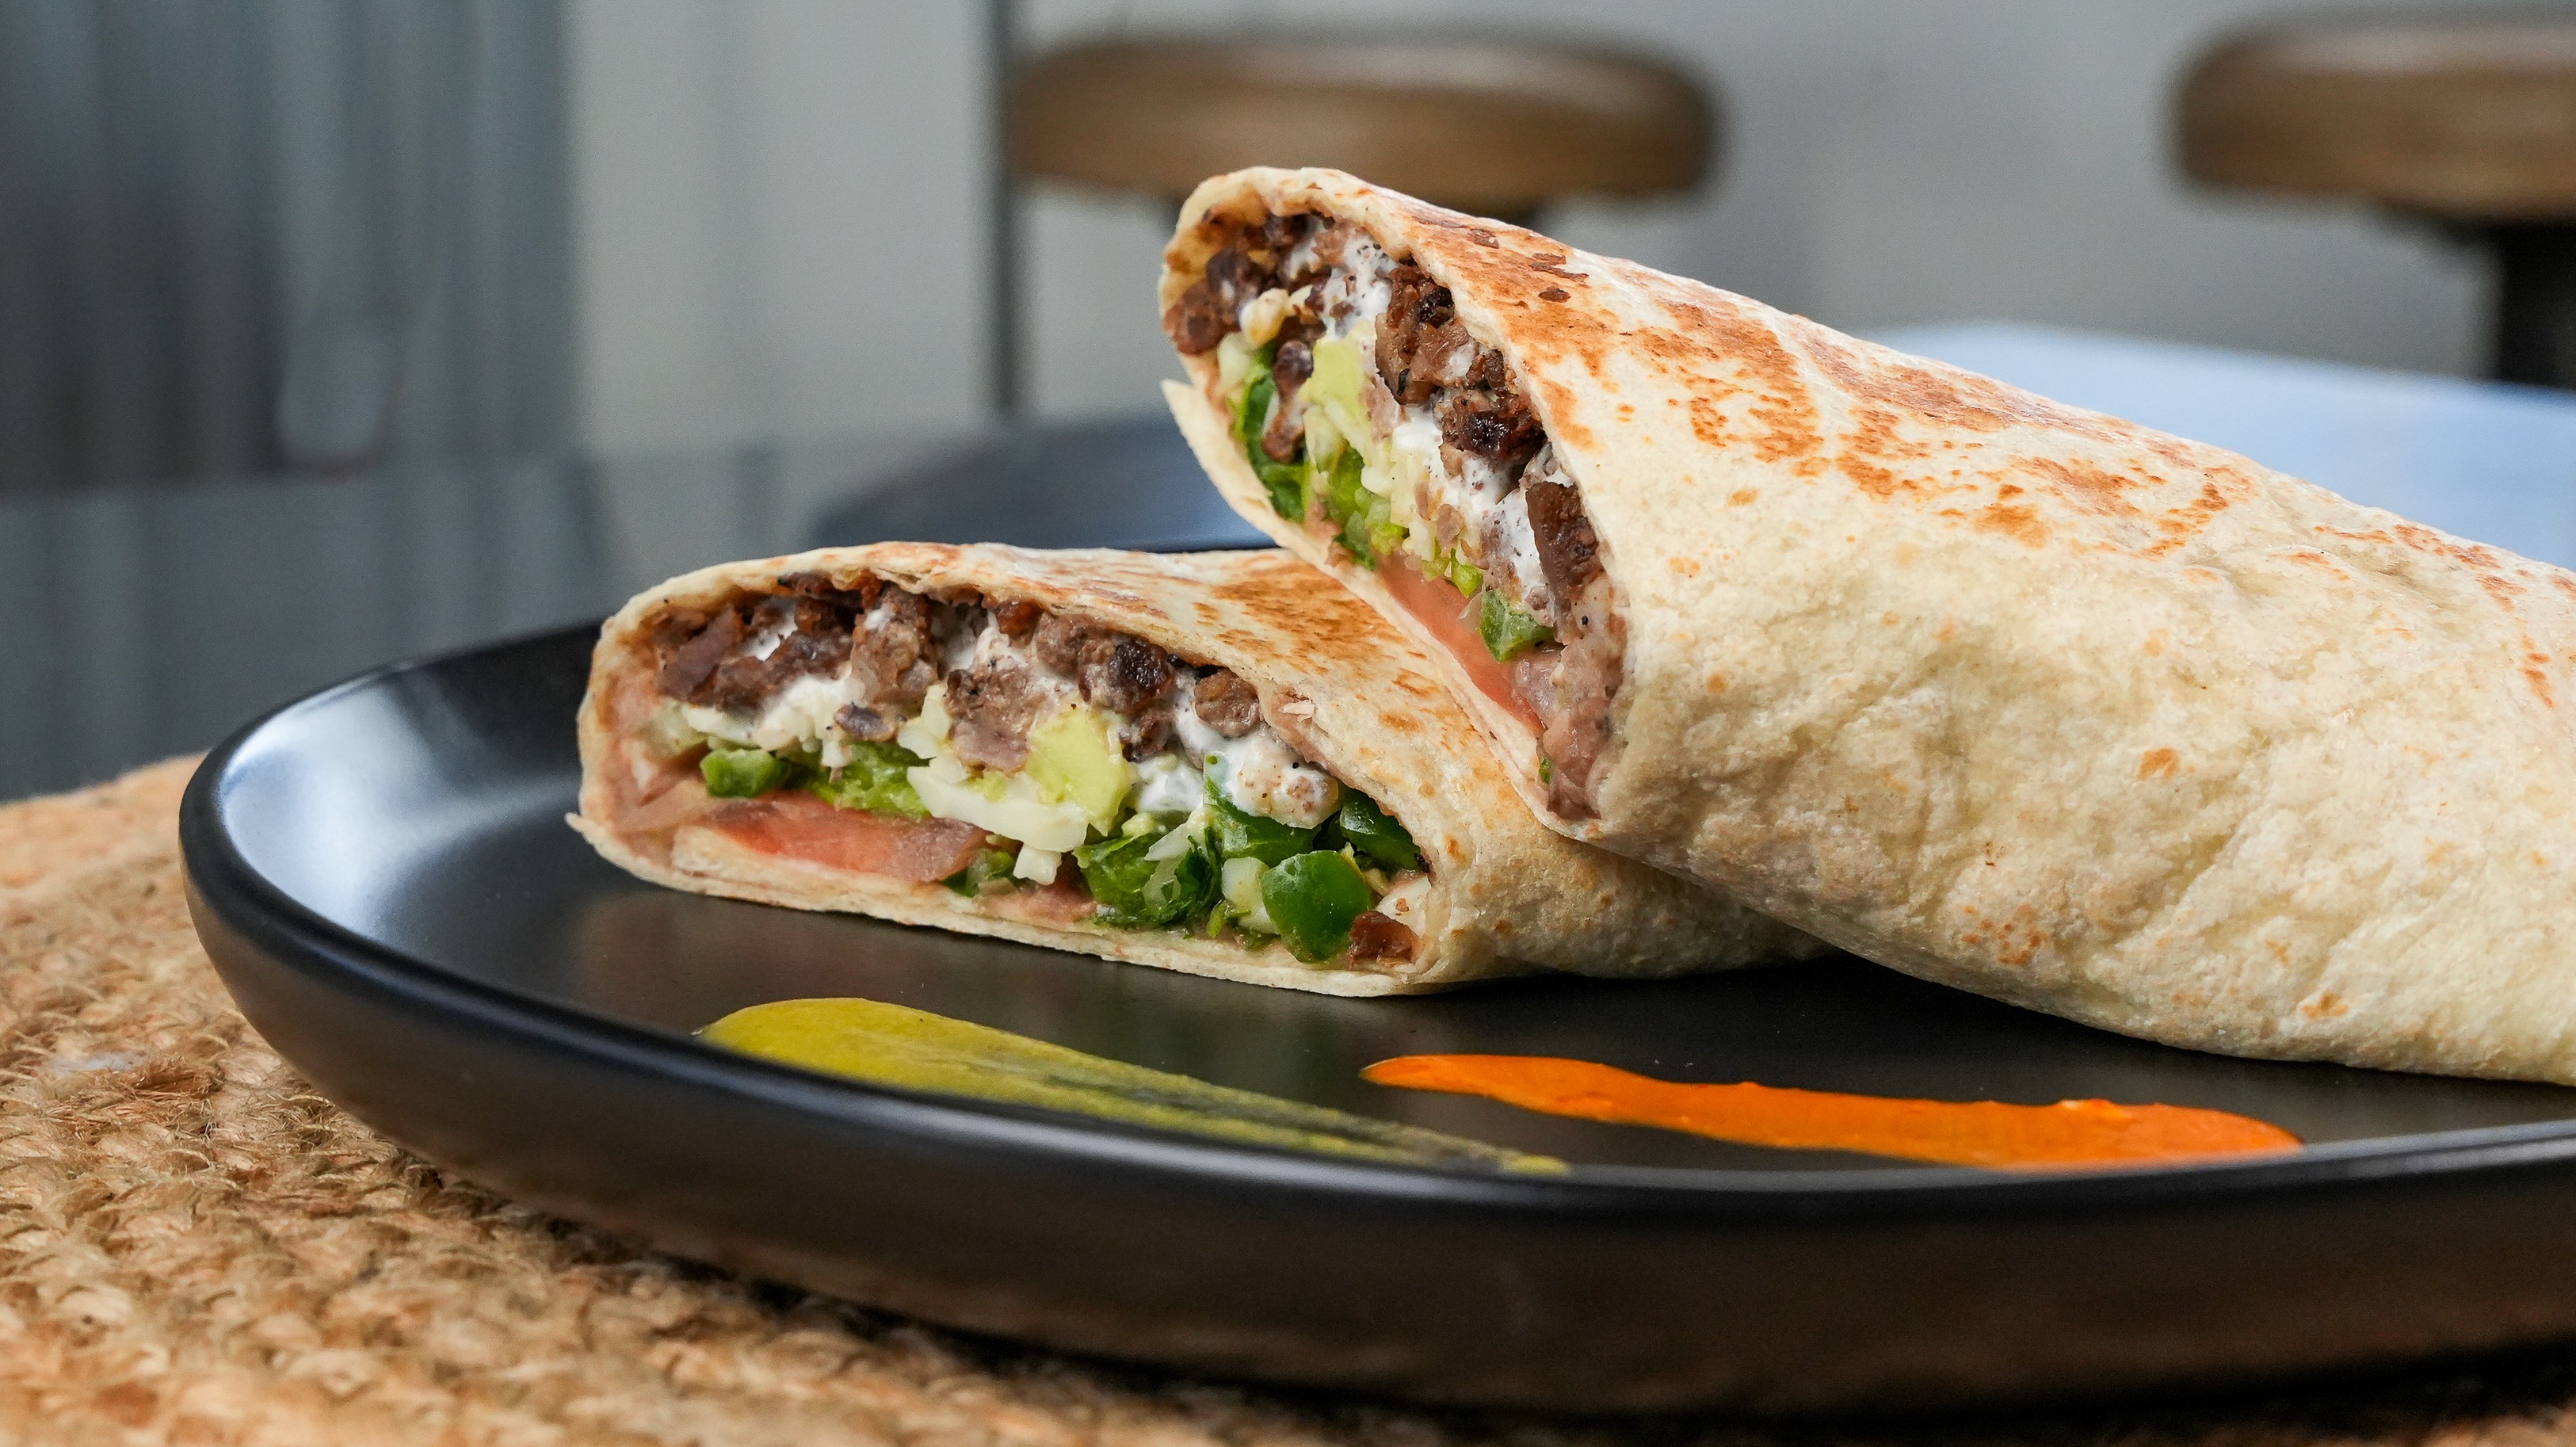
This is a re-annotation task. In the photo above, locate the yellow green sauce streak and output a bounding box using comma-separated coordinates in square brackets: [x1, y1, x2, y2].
[702, 998, 1564, 1174]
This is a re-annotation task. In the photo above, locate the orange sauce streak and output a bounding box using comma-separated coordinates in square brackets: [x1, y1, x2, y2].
[1372, 550, 1543, 731]
[1361, 1056, 2302, 1170]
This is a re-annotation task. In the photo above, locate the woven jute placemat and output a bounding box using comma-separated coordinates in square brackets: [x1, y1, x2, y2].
[6, 758, 2576, 1446]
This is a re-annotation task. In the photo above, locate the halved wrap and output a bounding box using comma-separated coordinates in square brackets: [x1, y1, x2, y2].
[572, 543, 1812, 997]
[1162, 166, 2576, 1081]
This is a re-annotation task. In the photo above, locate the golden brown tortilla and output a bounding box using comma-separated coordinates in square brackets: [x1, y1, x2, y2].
[574, 543, 1815, 997]
[1166, 166, 2576, 1081]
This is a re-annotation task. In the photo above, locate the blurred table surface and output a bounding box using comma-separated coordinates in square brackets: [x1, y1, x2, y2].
[8, 321, 2576, 804]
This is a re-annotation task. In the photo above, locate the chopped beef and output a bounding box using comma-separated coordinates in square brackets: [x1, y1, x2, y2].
[1374, 262, 1460, 405]
[768, 597, 856, 675]
[1165, 286, 1231, 356]
[945, 658, 1051, 772]
[1192, 668, 1261, 737]
[1208, 246, 1271, 302]
[1121, 705, 1177, 762]
[1030, 612, 1096, 676]
[1083, 635, 1177, 717]
[1255, 212, 1310, 256]
[1162, 243, 1282, 356]
[836, 703, 895, 743]
[1437, 390, 1543, 468]
[1262, 334, 1315, 461]
[849, 589, 938, 716]
[1281, 220, 1352, 292]
[1525, 456, 1604, 601]
[666, 594, 852, 713]
[658, 606, 742, 701]
[1272, 338, 1315, 396]
[1431, 502, 1467, 555]
[991, 598, 1042, 638]
[1170, 207, 1628, 824]
[775, 571, 860, 603]
[1539, 575, 1623, 819]
[1348, 911, 1418, 960]
[1406, 318, 1476, 399]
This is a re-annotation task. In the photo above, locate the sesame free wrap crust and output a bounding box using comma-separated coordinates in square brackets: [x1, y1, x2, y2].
[574, 543, 1811, 998]
[1166, 166, 2576, 1081]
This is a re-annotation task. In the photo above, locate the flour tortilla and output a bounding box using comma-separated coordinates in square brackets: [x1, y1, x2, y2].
[574, 543, 1813, 997]
[1166, 166, 2576, 1079]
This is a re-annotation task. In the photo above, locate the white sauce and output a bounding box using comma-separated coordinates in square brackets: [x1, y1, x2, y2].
[691, 605, 1353, 835]
[1291, 226, 1548, 600]
[1172, 676, 1340, 828]
[1130, 752, 1202, 816]
[1490, 487, 1550, 620]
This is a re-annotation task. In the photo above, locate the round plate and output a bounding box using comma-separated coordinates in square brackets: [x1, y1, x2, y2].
[181, 624, 2576, 1415]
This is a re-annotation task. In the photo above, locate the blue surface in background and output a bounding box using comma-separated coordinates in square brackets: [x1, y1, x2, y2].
[1875, 323, 2576, 569]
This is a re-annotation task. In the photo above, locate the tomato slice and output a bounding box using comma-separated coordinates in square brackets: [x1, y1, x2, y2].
[1375, 552, 1543, 731]
[714, 792, 991, 883]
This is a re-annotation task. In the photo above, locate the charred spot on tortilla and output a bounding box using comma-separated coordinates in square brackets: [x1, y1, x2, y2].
[1164, 204, 1624, 818]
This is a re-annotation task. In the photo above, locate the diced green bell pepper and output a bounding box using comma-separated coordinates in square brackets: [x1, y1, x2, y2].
[702, 746, 791, 798]
[1204, 769, 1319, 865]
[1477, 590, 1555, 662]
[943, 845, 1019, 897]
[809, 739, 929, 819]
[1445, 555, 1483, 598]
[1234, 347, 1309, 521]
[1260, 850, 1376, 963]
[1072, 832, 1219, 928]
[1330, 792, 1422, 873]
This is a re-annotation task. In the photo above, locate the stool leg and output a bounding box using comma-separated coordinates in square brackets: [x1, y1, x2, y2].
[2491, 223, 2576, 391]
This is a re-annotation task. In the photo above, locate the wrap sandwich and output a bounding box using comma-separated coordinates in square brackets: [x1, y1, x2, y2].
[1161, 166, 2576, 1082]
[573, 543, 1811, 996]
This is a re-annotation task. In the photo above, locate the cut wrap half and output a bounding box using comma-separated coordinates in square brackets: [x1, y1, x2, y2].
[573, 543, 1813, 997]
[1162, 166, 2576, 1082]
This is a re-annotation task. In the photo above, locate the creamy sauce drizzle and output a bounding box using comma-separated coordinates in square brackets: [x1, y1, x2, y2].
[704, 998, 1562, 1172]
[1363, 1056, 2301, 1170]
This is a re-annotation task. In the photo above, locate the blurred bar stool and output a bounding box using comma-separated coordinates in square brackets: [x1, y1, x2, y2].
[1009, 35, 1713, 224]
[988, 32, 1715, 412]
[2179, 16, 2576, 389]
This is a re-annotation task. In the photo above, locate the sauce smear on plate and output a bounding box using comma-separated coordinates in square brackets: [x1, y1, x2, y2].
[1364, 1055, 2300, 1169]
[704, 998, 1561, 1172]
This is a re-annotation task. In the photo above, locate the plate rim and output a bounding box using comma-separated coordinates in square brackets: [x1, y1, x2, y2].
[177, 622, 2576, 1219]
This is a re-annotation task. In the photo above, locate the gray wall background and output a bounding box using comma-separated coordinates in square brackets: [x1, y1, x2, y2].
[0, 0, 571, 489]
[569, 0, 2516, 457]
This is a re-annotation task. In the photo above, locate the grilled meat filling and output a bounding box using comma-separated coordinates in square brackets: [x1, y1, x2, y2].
[1166, 209, 1621, 816]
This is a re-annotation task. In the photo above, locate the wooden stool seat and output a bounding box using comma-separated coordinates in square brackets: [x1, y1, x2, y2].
[1007, 36, 1713, 216]
[2178, 16, 2576, 389]
[2181, 17, 2576, 219]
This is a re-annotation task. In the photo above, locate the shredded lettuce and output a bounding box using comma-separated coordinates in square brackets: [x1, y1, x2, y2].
[1072, 832, 1219, 928]
[1233, 346, 1309, 521]
[1204, 769, 1319, 865]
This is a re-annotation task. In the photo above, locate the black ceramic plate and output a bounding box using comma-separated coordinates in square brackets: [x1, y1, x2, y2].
[181, 625, 2576, 1415]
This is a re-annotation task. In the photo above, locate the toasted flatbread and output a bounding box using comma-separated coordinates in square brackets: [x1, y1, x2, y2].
[574, 543, 1815, 996]
[1164, 166, 2576, 1080]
